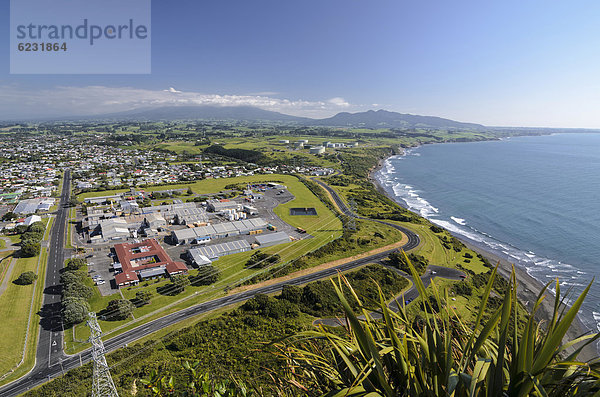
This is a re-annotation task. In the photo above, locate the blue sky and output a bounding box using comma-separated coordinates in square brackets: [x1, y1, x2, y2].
[1, 0, 600, 127]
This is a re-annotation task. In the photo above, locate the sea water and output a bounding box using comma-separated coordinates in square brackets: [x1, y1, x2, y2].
[374, 133, 600, 333]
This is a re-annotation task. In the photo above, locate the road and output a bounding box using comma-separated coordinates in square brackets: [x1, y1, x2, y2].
[1, 170, 71, 395]
[0, 175, 420, 396]
[314, 264, 465, 326]
[310, 175, 421, 250]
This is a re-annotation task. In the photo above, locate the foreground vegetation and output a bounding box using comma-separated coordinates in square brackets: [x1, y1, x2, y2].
[24, 265, 409, 396]
[277, 257, 600, 396]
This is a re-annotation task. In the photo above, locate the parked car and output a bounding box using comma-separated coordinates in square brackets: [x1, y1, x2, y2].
[96, 280, 106, 285]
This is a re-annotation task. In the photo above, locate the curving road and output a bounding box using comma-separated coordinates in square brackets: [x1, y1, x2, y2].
[0, 176, 420, 397]
[310, 175, 421, 251]
[314, 264, 465, 326]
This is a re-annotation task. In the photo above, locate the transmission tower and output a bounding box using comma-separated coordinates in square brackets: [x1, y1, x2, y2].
[88, 312, 119, 397]
[346, 199, 357, 231]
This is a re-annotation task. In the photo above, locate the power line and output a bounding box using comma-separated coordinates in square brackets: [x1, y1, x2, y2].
[88, 312, 119, 397]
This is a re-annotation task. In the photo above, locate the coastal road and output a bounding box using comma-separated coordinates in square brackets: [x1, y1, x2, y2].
[310, 175, 421, 250]
[0, 176, 421, 396]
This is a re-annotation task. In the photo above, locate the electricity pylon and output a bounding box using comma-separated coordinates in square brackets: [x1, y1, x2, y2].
[347, 199, 357, 231]
[88, 312, 119, 397]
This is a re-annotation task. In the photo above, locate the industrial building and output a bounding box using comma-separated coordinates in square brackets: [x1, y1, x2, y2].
[207, 200, 242, 213]
[22, 215, 42, 226]
[171, 218, 268, 244]
[13, 198, 55, 214]
[144, 213, 167, 229]
[187, 249, 213, 267]
[83, 194, 123, 205]
[141, 202, 198, 222]
[309, 146, 326, 155]
[113, 239, 188, 287]
[95, 218, 130, 242]
[173, 207, 208, 225]
[254, 231, 291, 247]
[188, 240, 251, 260]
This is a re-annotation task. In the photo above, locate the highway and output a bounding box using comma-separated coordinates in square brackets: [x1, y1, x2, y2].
[0, 175, 420, 396]
[36, 170, 71, 376]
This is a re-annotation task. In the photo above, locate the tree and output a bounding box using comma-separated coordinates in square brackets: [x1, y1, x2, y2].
[63, 282, 93, 300]
[105, 299, 135, 321]
[189, 266, 220, 286]
[134, 290, 153, 306]
[14, 271, 37, 285]
[20, 241, 41, 257]
[64, 258, 86, 271]
[388, 251, 428, 275]
[62, 297, 90, 325]
[27, 221, 45, 235]
[158, 275, 190, 296]
[187, 187, 194, 195]
[244, 251, 280, 269]
[60, 270, 86, 286]
[14, 225, 29, 235]
[280, 284, 302, 304]
[1, 211, 17, 221]
[171, 275, 190, 294]
[68, 197, 79, 207]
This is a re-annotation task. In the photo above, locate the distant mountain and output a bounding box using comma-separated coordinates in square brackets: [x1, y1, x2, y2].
[312, 109, 485, 129]
[88, 105, 311, 123]
[82, 105, 485, 130]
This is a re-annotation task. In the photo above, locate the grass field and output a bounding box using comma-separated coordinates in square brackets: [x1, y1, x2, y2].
[0, 254, 41, 379]
[65, 207, 75, 249]
[0, 239, 5, 249]
[0, 217, 53, 386]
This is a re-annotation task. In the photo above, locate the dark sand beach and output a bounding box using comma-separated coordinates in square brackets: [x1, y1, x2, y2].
[369, 156, 598, 361]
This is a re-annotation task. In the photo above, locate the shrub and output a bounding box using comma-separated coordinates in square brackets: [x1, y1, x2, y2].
[14, 271, 37, 285]
[64, 258, 86, 271]
[244, 251, 280, 269]
[104, 299, 135, 321]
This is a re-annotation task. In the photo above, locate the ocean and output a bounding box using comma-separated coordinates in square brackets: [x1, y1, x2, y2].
[374, 133, 600, 333]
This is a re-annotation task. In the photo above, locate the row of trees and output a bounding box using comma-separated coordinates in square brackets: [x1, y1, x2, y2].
[61, 258, 92, 325]
[18, 221, 46, 258]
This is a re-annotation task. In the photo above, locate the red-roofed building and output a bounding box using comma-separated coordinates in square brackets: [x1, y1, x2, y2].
[113, 239, 189, 287]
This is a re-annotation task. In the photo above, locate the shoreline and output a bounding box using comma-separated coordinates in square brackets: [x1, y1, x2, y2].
[369, 154, 598, 361]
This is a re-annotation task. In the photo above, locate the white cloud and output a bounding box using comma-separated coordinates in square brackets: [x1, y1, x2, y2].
[327, 97, 350, 107]
[0, 85, 357, 120]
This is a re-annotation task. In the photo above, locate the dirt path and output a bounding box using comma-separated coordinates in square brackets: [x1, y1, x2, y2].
[0, 257, 17, 297]
[229, 235, 409, 295]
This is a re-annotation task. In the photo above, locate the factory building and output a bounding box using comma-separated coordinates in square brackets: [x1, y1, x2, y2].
[13, 198, 56, 214]
[173, 208, 208, 225]
[207, 200, 243, 213]
[188, 240, 251, 260]
[187, 249, 213, 267]
[254, 231, 291, 247]
[309, 146, 326, 155]
[144, 213, 167, 229]
[171, 218, 268, 245]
